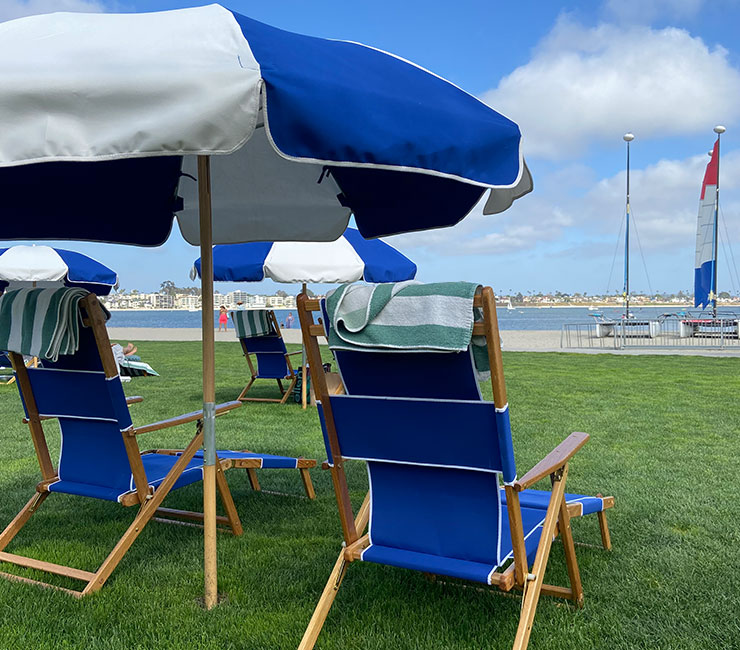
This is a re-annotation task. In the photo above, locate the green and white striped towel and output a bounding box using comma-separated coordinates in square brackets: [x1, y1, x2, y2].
[232, 310, 274, 339]
[326, 281, 490, 380]
[0, 288, 105, 363]
[119, 359, 160, 377]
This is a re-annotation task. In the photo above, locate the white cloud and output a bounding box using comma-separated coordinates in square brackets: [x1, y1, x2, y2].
[604, 0, 705, 23]
[482, 18, 740, 160]
[0, 0, 106, 22]
[579, 149, 740, 250]
[390, 149, 740, 264]
[389, 190, 575, 257]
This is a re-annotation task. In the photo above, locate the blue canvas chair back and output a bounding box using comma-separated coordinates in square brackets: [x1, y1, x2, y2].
[313, 294, 544, 584]
[326, 393, 530, 582]
[237, 310, 291, 379]
[245, 334, 290, 379]
[15, 302, 142, 502]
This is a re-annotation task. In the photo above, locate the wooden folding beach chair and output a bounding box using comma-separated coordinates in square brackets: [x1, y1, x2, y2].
[0, 293, 310, 596]
[233, 309, 300, 404]
[314, 300, 614, 548]
[297, 287, 604, 650]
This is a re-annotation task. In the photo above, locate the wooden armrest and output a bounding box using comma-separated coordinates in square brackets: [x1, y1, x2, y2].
[514, 432, 589, 492]
[126, 396, 144, 405]
[133, 401, 241, 435]
[285, 350, 304, 356]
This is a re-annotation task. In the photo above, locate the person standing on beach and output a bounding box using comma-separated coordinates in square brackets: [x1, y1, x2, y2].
[218, 305, 229, 332]
[285, 311, 295, 329]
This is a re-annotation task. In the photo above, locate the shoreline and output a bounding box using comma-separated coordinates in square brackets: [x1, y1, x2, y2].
[104, 304, 734, 312]
[107, 327, 740, 356]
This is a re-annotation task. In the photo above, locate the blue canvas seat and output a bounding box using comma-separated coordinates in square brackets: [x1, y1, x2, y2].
[0, 291, 246, 598]
[233, 309, 301, 404]
[297, 285, 603, 650]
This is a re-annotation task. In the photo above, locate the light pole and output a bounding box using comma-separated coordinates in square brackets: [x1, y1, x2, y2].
[623, 133, 634, 319]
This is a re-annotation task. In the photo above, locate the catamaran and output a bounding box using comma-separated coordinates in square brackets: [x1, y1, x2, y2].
[679, 125, 737, 337]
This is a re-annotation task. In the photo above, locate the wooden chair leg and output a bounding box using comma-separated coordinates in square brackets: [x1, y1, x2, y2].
[279, 375, 297, 405]
[355, 491, 371, 536]
[300, 468, 316, 500]
[82, 431, 204, 596]
[298, 549, 348, 650]
[246, 468, 261, 492]
[0, 490, 49, 552]
[558, 490, 584, 606]
[597, 510, 612, 551]
[298, 492, 370, 649]
[512, 466, 570, 650]
[215, 461, 243, 536]
[237, 377, 256, 401]
[301, 364, 308, 410]
[276, 378, 285, 394]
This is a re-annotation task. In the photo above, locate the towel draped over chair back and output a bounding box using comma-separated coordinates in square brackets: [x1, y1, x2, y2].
[0, 287, 108, 362]
[232, 309, 275, 339]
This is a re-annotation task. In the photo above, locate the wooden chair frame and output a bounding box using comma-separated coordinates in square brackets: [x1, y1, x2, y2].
[0, 294, 244, 598]
[237, 310, 301, 404]
[296, 287, 595, 650]
[152, 448, 317, 500]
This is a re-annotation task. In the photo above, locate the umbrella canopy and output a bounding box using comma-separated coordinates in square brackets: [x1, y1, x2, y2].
[192, 229, 417, 284]
[0, 4, 531, 245]
[0, 245, 117, 295]
[0, 5, 533, 608]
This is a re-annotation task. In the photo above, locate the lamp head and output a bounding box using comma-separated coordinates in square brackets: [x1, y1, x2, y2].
[714, 125, 726, 134]
[623, 133, 635, 142]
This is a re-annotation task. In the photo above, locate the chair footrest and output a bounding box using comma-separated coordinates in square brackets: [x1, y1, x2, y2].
[192, 450, 316, 470]
[501, 488, 612, 516]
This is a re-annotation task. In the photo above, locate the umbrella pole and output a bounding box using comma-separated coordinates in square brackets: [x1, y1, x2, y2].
[197, 155, 218, 609]
[301, 282, 308, 409]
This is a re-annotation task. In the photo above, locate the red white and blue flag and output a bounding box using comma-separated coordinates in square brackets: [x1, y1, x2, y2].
[694, 140, 719, 309]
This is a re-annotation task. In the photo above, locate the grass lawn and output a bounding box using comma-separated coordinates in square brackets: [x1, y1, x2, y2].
[0, 342, 738, 649]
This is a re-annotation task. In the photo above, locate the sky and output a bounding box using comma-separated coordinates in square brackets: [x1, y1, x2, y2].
[1, 0, 740, 297]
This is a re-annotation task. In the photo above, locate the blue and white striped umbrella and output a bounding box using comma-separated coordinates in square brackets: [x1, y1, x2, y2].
[0, 4, 531, 245]
[0, 245, 117, 295]
[192, 229, 416, 284]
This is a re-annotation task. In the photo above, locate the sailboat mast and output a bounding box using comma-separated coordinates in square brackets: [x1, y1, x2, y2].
[623, 133, 634, 319]
[712, 125, 725, 318]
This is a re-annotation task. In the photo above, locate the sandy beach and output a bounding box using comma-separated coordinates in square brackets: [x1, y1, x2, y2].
[106, 327, 740, 357]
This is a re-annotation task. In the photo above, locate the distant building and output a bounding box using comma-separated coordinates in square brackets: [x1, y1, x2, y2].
[225, 290, 250, 307]
[267, 296, 286, 308]
[176, 294, 201, 310]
